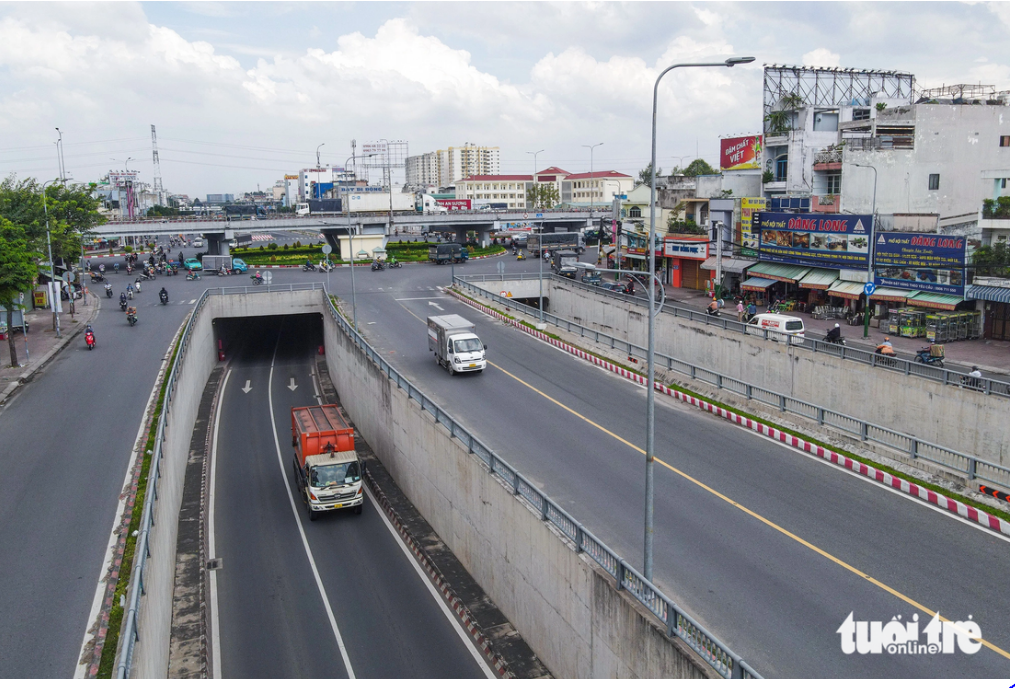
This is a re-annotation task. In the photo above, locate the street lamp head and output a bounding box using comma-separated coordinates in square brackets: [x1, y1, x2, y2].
[725, 56, 756, 66]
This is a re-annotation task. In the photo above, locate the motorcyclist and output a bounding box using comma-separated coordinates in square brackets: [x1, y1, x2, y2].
[119, 292, 128, 309]
[824, 323, 842, 343]
[159, 286, 169, 304]
[104, 282, 113, 297]
[126, 284, 134, 299]
[305, 258, 313, 270]
[135, 278, 142, 293]
[187, 268, 195, 279]
[706, 298, 720, 316]
[84, 324, 95, 345]
[875, 337, 895, 357]
[126, 305, 137, 323]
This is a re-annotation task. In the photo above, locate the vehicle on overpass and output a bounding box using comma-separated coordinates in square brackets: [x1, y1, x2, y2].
[428, 315, 487, 375]
[428, 243, 467, 264]
[291, 405, 363, 520]
[419, 194, 450, 214]
[228, 233, 253, 249]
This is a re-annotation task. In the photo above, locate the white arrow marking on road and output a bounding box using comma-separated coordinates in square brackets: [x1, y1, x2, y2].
[242, 380, 252, 393]
[189, 299, 196, 304]
[288, 377, 298, 391]
[428, 302, 445, 311]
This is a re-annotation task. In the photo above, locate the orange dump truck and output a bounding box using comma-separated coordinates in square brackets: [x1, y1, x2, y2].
[291, 405, 363, 520]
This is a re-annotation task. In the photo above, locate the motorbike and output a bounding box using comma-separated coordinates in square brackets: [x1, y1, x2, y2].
[126, 264, 133, 276]
[389, 259, 402, 269]
[127, 311, 137, 327]
[85, 331, 95, 350]
[186, 272, 201, 281]
[914, 345, 945, 367]
[250, 275, 265, 285]
[159, 291, 169, 305]
[318, 263, 334, 273]
[127, 289, 134, 300]
[113, 263, 119, 273]
[302, 264, 315, 272]
[134, 280, 142, 293]
[119, 297, 128, 312]
[823, 328, 845, 345]
[371, 262, 385, 272]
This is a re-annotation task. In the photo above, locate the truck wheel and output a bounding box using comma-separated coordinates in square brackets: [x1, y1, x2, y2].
[448, 363, 455, 376]
[307, 501, 318, 521]
[353, 504, 363, 515]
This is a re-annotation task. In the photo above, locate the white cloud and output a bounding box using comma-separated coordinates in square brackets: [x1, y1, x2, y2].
[801, 48, 841, 68]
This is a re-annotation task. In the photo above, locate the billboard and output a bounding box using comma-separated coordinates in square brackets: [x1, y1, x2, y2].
[757, 212, 872, 268]
[740, 197, 766, 254]
[436, 199, 472, 211]
[873, 232, 965, 295]
[720, 135, 763, 171]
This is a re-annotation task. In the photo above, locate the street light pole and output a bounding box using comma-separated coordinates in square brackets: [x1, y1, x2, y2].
[538, 228, 544, 322]
[42, 178, 63, 337]
[645, 56, 754, 581]
[850, 163, 878, 339]
[379, 138, 394, 234]
[345, 153, 375, 329]
[316, 143, 325, 200]
[582, 142, 603, 206]
[525, 149, 544, 209]
[55, 128, 66, 183]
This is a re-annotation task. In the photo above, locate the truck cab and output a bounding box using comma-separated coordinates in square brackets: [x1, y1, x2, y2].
[291, 405, 363, 520]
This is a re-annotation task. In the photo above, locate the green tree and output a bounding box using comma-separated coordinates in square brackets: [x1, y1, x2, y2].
[680, 159, 718, 177]
[525, 183, 560, 209]
[972, 240, 1010, 278]
[638, 164, 663, 186]
[0, 218, 40, 368]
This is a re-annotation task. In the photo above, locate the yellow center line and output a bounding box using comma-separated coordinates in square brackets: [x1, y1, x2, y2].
[487, 360, 1009, 659]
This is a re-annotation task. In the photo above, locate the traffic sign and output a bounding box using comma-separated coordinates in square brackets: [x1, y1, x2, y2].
[863, 282, 875, 296]
[496, 260, 505, 274]
[322, 245, 332, 254]
[264, 270, 273, 284]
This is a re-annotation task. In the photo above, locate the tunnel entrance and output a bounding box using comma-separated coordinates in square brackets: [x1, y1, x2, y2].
[213, 313, 324, 364]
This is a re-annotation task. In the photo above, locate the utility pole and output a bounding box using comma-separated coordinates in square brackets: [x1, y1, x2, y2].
[151, 125, 165, 206]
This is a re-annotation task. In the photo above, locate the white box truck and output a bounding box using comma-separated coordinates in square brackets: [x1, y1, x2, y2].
[428, 314, 487, 375]
[346, 192, 415, 213]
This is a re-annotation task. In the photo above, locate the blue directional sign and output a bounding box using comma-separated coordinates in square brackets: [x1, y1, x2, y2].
[864, 282, 875, 296]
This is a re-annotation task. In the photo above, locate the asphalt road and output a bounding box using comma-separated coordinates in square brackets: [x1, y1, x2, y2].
[0, 270, 211, 678]
[334, 258, 1009, 678]
[211, 314, 489, 679]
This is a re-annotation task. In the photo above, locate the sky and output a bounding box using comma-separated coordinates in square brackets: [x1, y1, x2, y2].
[0, 1, 1009, 199]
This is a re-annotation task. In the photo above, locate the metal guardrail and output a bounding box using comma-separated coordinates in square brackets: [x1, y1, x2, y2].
[470, 273, 1010, 398]
[321, 291, 760, 678]
[115, 283, 323, 678]
[455, 276, 1009, 489]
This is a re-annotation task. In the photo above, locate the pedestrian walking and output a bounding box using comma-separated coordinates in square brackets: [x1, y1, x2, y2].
[736, 299, 745, 322]
[747, 302, 757, 319]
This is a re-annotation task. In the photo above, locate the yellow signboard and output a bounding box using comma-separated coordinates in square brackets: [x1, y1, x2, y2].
[740, 197, 766, 253]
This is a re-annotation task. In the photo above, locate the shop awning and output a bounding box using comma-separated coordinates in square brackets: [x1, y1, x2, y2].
[966, 285, 1010, 303]
[827, 279, 866, 299]
[907, 292, 966, 310]
[700, 256, 755, 272]
[797, 268, 839, 290]
[747, 261, 812, 283]
[741, 276, 778, 292]
[869, 287, 919, 303]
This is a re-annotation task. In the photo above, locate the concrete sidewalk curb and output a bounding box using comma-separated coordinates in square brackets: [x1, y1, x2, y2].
[0, 298, 100, 408]
[447, 288, 1010, 537]
[362, 466, 512, 677]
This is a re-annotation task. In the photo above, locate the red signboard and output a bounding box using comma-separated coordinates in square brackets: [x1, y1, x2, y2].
[720, 135, 763, 171]
[436, 199, 471, 211]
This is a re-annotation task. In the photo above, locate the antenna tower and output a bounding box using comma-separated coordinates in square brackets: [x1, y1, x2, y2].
[151, 124, 165, 206]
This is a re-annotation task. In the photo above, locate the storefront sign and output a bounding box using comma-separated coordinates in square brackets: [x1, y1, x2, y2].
[758, 212, 872, 268]
[740, 197, 765, 255]
[720, 135, 763, 171]
[664, 240, 709, 259]
[873, 232, 965, 295]
[436, 199, 472, 211]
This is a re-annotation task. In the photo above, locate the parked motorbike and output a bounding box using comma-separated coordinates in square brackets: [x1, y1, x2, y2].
[914, 345, 945, 367]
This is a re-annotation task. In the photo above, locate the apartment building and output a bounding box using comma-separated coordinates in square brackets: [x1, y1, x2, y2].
[407, 143, 501, 188]
[454, 175, 530, 209]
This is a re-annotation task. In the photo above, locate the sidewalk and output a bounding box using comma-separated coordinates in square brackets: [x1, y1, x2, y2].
[0, 294, 100, 406]
[611, 279, 1010, 375]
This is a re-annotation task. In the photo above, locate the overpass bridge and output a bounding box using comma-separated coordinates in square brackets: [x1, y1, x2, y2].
[91, 210, 612, 254]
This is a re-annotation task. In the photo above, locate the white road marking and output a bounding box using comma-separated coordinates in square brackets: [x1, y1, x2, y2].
[241, 380, 252, 393]
[366, 489, 497, 679]
[75, 321, 182, 678]
[189, 299, 196, 304]
[428, 302, 445, 311]
[287, 377, 298, 391]
[394, 297, 449, 301]
[208, 367, 232, 678]
[268, 335, 356, 678]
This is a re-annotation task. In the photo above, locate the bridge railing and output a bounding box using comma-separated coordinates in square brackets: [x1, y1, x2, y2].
[454, 276, 1008, 490]
[321, 289, 761, 678]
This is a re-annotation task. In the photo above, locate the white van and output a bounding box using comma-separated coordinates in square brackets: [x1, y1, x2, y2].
[746, 313, 806, 344]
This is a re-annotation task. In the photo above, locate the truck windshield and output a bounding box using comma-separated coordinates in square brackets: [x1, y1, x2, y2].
[310, 462, 360, 488]
[453, 338, 484, 353]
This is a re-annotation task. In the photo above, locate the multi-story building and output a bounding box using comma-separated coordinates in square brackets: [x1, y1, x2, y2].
[406, 151, 440, 189]
[409, 144, 501, 188]
[206, 193, 235, 203]
[455, 174, 530, 208]
[561, 170, 635, 206]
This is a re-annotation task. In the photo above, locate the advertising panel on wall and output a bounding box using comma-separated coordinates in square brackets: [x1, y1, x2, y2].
[436, 199, 472, 211]
[757, 212, 872, 268]
[873, 232, 965, 295]
[720, 135, 763, 171]
[663, 239, 709, 259]
[740, 197, 766, 255]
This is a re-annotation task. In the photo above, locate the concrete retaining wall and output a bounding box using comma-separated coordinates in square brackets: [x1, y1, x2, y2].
[321, 296, 715, 678]
[548, 281, 1009, 465]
